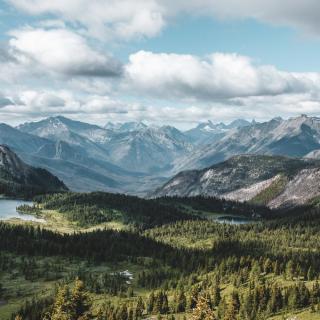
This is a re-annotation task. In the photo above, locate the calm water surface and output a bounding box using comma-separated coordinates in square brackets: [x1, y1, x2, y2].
[215, 215, 253, 225]
[0, 199, 44, 222]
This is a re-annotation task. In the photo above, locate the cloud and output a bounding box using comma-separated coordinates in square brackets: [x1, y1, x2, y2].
[9, 0, 165, 40]
[125, 51, 320, 100]
[164, 0, 320, 36]
[8, 0, 320, 40]
[9, 28, 122, 77]
[0, 96, 14, 108]
[19, 91, 66, 108]
[2, 87, 320, 129]
[0, 90, 131, 117]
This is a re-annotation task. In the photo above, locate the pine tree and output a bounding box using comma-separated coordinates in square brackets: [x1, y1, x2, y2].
[162, 293, 169, 314]
[192, 295, 216, 320]
[119, 304, 128, 320]
[51, 285, 73, 320]
[135, 296, 144, 319]
[308, 266, 315, 281]
[147, 292, 155, 314]
[224, 291, 240, 320]
[189, 286, 200, 310]
[285, 261, 294, 280]
[71, 278, 92, 319]
[212, 285, 221, 308]
[176, 290, 187, 313]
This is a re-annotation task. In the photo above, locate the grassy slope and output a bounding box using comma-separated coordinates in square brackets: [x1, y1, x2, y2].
[0, 252, 158, 319]
[250, 174, 288, 206]
[5, 209, 128, 234]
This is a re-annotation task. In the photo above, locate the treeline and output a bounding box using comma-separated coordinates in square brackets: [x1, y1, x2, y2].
[16, 204, 42, 216]
[0, 178, 47, 200]
[157, 195, 312, 219]
[0, 223, 207, 273]
[33, 192, 198, 228]
[157, 195, 275, 218]
[0, 165, 67, 199]
[13, 279, 320, 320]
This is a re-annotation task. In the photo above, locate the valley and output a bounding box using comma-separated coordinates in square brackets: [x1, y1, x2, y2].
[2, 115, 320, 320]
[2, 1, 320, 318]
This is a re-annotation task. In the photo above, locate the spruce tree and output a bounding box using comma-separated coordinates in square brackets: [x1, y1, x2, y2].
[192, 295, 216, 320]
[71, 278, 92, 319]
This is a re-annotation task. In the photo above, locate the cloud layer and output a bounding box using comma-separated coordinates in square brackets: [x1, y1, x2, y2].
[2, 0, 320, 126]
[9, 0, 320, 39]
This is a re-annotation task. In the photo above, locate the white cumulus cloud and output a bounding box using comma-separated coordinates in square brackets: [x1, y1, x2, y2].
[9, 28, 122, 77]
[125, 51, 319, 100]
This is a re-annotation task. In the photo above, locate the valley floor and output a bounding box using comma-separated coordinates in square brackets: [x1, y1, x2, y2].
[1, 193, 320, 320]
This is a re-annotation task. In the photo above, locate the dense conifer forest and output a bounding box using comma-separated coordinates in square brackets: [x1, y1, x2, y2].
[1, 192, 320, 319]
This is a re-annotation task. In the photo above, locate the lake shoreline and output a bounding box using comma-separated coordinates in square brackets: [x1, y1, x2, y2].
[0, 199, 45, 223]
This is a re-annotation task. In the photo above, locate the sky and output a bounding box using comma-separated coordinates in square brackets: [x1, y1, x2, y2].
[1, 0, 320, 128]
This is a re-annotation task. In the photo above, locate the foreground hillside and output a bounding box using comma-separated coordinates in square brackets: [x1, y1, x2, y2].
[153, 154, 320, 208]
[0, 145, 67, 198]
[2, 199, 320, 320]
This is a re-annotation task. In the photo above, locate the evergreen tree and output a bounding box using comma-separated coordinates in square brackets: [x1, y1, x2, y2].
[224, 291, 240, 320]
[192, 295, 216, 320]
[308, 266, 315, 281]
[51, 285, 73, 320]
[135, 297, 144, 319]
[147, 292, 155, 314]
[176, 290, 187, 313]
[71, 278, 92, 319]
[212, 285, 221, 308]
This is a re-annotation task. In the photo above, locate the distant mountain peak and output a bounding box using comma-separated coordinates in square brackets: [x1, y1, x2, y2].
[227, 119, 251, 128]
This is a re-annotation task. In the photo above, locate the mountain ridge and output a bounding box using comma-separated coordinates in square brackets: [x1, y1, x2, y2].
[0, 145, 68, 198]
[152, 154, 320, 209]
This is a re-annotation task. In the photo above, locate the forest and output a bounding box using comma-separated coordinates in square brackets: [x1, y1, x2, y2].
[1, 192, 320, 320]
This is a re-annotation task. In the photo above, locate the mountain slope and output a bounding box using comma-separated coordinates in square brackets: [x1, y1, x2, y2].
[152, 154, 320, 209]
[0, 145, 67, 197]
[17, 116, 112, 160]
[105, 126, 193, 173]
[176, 115, 320, 172]
[0, 123, 51, 153]
[184, 119, 251, 144]
[0, 124, 138, 193]
[18, 117, 193, 174]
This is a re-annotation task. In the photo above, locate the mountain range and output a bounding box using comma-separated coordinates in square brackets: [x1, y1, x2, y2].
[2, 114, 320, 197]
[152, 154, 320, 209]
[0, 145, 67, 198]
[173, 115, 320, 172]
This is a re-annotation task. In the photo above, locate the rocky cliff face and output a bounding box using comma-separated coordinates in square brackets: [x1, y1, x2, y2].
[152, 154, 320, 209]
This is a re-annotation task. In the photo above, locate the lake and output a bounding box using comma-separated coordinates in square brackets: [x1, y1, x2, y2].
[0, 199, 45, 222]
[215, 215, 254, 225]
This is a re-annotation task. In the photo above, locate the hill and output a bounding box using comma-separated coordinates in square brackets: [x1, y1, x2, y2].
[0, 145, 68, 198]
[152, 154, 320, 209]
[33, 191, 197, 228]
